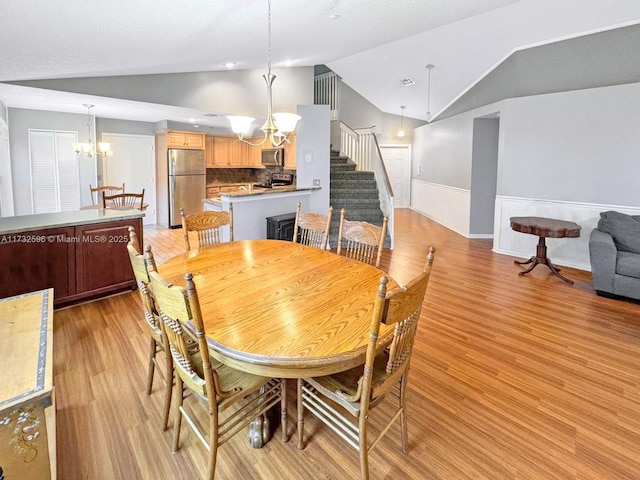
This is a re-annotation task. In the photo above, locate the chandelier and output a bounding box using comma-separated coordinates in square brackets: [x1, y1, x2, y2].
[226, 0, 301, 147]
[73, 104, 111, 158]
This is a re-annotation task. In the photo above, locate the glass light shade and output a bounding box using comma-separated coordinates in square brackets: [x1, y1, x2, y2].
[98, 142, 111, 154]
[273, 112, 301, 133]
[398, 130, 405, 137]
[73, 142, 92, 154]
[227, 115, 255, 136]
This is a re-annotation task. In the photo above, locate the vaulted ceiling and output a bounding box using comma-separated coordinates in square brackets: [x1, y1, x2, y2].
[0, 0, 639, 125]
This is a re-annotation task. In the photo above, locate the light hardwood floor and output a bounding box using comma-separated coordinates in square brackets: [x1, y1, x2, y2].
[54, 209, 640, 479]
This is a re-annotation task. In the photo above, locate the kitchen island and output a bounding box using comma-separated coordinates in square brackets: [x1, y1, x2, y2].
[203, 186, 320, 240]
[0, 208, 144, 307]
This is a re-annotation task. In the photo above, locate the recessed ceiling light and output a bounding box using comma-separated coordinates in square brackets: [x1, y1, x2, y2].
[283, 59, 294, 67]
[223, 62, 236, 68]
[329, 14, 341, 20]
[188, 118, 197, 123]
[400, 78, 415, 86]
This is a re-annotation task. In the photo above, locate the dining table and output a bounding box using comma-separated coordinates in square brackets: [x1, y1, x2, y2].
[158, 239, 398, 379]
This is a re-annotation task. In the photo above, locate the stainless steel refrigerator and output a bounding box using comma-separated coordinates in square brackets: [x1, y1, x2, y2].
[168, 149, 206, 228]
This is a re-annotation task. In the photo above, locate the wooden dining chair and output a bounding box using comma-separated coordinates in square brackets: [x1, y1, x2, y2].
[148, 269, 287, 480]
[103, 189, 145, 210]
[292, 202, 333, 250]
[180, 204, 233, 251]
[89, 183, 124, 205]
[297, 246, 436, 480]
[126, 228, 173, 431]
[337, 208, 388, 269]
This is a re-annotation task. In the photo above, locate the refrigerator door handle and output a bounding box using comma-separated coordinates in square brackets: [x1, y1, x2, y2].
[169, 174, 176, 212]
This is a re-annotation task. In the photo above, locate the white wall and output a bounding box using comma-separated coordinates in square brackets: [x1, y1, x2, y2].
[412, 81, 640, 270]
[295, 104, 330, 213]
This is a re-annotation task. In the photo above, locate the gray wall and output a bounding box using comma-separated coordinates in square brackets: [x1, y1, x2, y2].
[14, 68, 314, 119]
[499, 82, 640, 206]
[413, 110, 478, 189]
[469, 118, 499, 235]
[97, 117, 156, 137]
[412, 80, 640, 236]
[8, 108, 98, 215]
[337, 81, 425, 148]
[440, 23, 640, 120]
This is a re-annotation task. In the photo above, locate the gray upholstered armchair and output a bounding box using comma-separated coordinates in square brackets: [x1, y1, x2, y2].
[589, 211, 640, 301]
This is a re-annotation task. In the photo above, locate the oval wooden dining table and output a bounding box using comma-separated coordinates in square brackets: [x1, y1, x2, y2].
[158, 239, 397, 378]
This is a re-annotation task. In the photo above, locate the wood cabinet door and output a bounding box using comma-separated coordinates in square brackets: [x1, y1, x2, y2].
[205, 136, 215, 167]
[167, 131, 204, 150]
[166, 131, 186, 148]
[0, 227, 75, 301]
[229, 140, 250, 167]
[284, 134, 297, 169]
[213, 137, 232, 166]
[74, 219, 140, 295]
[184, 132, 205, 149]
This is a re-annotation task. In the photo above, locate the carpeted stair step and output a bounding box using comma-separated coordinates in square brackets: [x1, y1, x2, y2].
[330, 170, 374, 179]
[330, 188, 379, 199]
[329, 199, 382, 210]
[330, 179, 378, 190]
[330, 163, 357, 172]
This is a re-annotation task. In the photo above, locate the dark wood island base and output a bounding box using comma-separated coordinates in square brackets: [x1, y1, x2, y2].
[0, 209, 144, 307]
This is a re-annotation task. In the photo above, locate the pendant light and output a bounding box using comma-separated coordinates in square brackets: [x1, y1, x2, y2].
[72, 104, 111, 158]
[227, 0, 301, 147]
[425, 64, 434, 122]
[398, 105, 406, 137]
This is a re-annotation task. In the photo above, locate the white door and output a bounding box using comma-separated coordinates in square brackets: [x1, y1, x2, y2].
[102, 133, 156, 225]
[379, 145, 411, 208]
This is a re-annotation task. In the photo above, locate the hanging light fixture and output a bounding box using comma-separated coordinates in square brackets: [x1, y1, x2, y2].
[72, 104, 111, 158]
[425, 64, 434, 122]
[226, 0, 301, 147]
[398, 105, 406, 137]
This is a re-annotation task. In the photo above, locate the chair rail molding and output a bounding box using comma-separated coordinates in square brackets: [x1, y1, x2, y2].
[493, 195, 640, 272]
[410, 179, 470, 237]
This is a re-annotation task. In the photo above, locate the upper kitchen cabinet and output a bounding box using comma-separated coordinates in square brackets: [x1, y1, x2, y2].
[166, 130, 205, 150]
[206, 135, 264, 168]
[205, 135, 215, 167]
[211, 136, 233, 166]
[283, 134, 297, 169]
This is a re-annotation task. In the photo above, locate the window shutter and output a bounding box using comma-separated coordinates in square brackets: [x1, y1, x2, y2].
[30, 130, 80, 214]
[30, 131, 58, 214]
[55, 133, 80, 211]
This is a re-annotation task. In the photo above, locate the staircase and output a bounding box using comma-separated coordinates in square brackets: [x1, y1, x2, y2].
[329, 150, 386, 247]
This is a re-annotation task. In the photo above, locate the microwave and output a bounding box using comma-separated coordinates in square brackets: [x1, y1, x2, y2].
[261, 148, 284, 166]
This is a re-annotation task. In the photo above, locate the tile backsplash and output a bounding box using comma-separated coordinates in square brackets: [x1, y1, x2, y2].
[206, 167, 295, 186]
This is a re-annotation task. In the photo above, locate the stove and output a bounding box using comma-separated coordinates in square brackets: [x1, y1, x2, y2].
[254, 172, 294, 188]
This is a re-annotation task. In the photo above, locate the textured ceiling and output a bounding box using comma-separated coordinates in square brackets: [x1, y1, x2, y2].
[0, 0, 639, 125]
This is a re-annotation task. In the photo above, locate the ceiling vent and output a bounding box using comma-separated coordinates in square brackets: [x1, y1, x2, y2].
[400, 78, 415, 86]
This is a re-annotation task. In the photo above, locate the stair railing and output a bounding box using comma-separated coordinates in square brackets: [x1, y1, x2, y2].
[314, 72, 340, 120]
[339, 121, 395, 249]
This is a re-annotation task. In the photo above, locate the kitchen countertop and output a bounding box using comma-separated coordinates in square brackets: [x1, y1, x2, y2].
[0, 208, 145, 235]
[203, 186, 320, 205]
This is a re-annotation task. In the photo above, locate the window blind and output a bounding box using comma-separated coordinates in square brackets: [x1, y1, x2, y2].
[30, 130, 80, 214]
